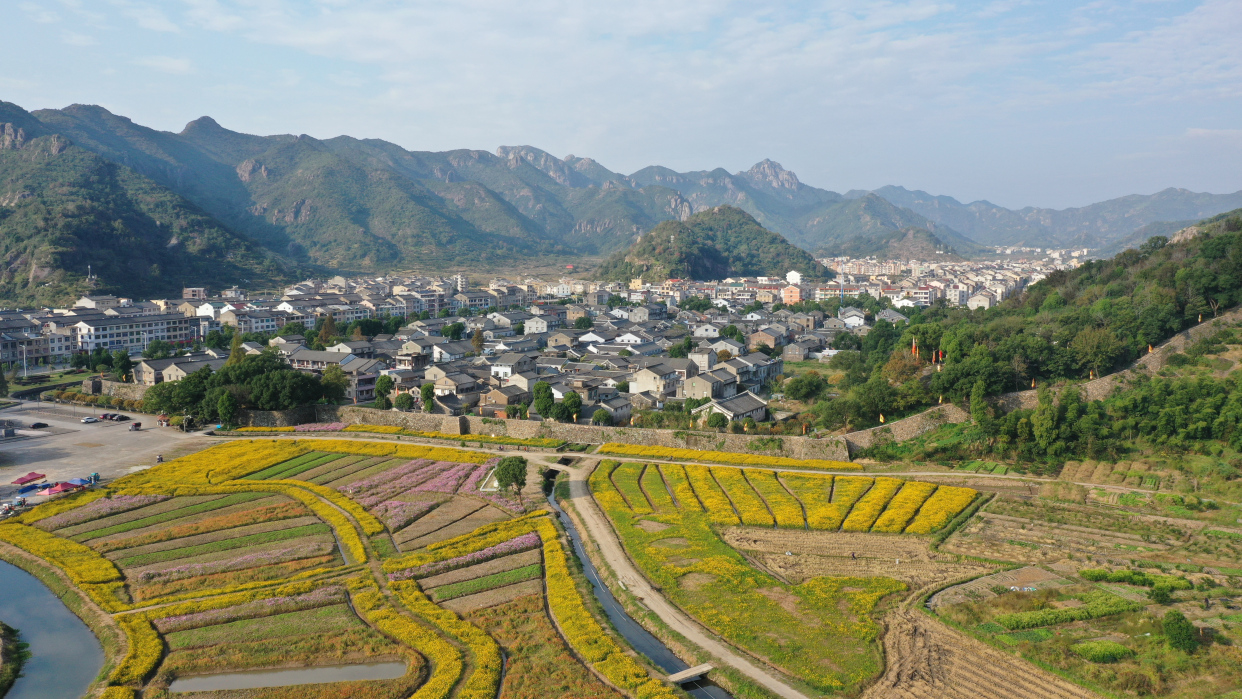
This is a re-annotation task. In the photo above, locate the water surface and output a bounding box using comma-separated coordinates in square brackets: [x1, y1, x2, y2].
[167, 661, 409, 693]
[0, 560, 104, 699]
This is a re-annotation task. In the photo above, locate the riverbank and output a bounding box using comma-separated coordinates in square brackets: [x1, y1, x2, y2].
[0, 621, 31, 697]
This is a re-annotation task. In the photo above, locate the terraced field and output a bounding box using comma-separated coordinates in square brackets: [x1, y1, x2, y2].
[597, 462, 979, 534]
[0, 440, 678, 699]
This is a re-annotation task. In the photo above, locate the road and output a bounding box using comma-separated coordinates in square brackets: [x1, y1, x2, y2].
[0, 400, 217, 504]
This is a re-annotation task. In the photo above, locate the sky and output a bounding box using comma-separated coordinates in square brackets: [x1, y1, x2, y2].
[3, 0, 1240, 209]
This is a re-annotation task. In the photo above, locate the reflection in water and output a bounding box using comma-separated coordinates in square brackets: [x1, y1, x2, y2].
[167, 661, 409, 693]
[0, 560, 104, 699]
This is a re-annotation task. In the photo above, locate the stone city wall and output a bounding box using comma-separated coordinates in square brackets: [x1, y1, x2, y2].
[231, 404, 853, 461]
[81, 379, 150, 402]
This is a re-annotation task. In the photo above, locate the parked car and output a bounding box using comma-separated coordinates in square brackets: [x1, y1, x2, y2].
[81, 417, 99, 423]
[98, 413, 114, 419]
[111, 415, 130, 422]
[29, 422, 48, 429]
[128, 422, 141, 431]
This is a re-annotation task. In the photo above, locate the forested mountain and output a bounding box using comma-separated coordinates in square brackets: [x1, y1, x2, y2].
[11, 101, 981, 270]
[862, 185, 1242, 249]
[0, 103, 296, 306]
[595, 206, 831, 282]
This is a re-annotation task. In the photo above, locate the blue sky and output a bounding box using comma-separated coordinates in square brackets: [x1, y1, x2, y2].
[3, 0, 1240, 209]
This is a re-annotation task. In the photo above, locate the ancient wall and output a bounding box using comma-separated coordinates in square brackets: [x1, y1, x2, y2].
[80, 379, 149, 401]
[840, 404, 970, 454]
[237, 405, 316, 428]
[296, 405, 854, 461]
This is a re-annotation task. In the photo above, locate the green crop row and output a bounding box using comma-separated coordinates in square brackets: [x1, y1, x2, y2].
[242, 453, 338, 480]
[995, 590, 1142, 630]
[428, 563, 542, 602]
[74, 494, 267, 542]
[115, 524, 330, 568]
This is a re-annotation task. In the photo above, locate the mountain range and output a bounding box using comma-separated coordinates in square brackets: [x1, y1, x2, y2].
[3, 98, 1241, 304]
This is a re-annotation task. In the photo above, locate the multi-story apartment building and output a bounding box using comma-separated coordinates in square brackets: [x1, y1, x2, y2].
[72, 314, 195, 352]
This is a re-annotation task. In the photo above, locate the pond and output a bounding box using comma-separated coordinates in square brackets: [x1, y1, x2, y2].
[167, 661, 409, 693]
[0, 560, 104, 699]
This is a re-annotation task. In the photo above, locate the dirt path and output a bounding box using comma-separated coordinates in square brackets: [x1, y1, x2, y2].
[862, 589, 1102, 699]
[562, 466, 812, 699]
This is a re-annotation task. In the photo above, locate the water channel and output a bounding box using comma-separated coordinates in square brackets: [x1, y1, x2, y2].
[0, 560, 104, 699]
[166, 661, 408, 693]
[544, 475, 734, 699]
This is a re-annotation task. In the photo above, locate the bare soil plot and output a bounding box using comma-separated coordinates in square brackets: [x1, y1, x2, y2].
[862, 609, 1101, 699]
[941, 512, 1170, 565]
[392, 497, 486, 545]
[722, 527, 995, 588]
[400, 505, 509, 551]
[439, 579, 542, 613]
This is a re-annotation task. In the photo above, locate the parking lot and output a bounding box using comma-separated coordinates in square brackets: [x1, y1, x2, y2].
[0, 401, 219, 506]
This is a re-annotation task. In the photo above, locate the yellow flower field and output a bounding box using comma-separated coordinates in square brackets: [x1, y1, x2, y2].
[711, 468, 773, 527]
[743, 469, 805, 528]
[685, 465, 740, 526]
[904, 485, 979, 534]
[870, 481, 938, 533]
[841, 477, 904, 532]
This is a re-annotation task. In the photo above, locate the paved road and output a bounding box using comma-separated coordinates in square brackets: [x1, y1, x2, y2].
[0, 401, 216, 504]
[561, 464, 811, 699]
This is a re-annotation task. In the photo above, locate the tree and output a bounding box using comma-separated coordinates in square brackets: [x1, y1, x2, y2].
[550, 402, 574, 422]
[248, 371, 323, 410]
[495, 456, 527, 495]
[471, 328, 485, 354]
[1072, 326, 1123, 377]
[706, 412, 728, 429]
[533, 381, 552, 402]
[573, 315, 593, 329]
[374, 374, 395, 398]
[513, 322, 524, 335]
[225, 332, 245, 366]
[394, 393, 415, 411]
[277, 323, 304, 336]
[111, 350, 133, 382]
[785, 371, 827, 402]
[592, 408, 612, 425]
[1148, 586, 1172, 604]
[1163, 610, 1197, 653]
[142, 339, 174, 360]
[420, 382, 435, 411]
[562, 390, 582, 419]
[374, 393, 392, 410]
[443, 323, 465, 341]
[351, 325, 365, 341]
[619, 349, 632, 358]
[320, 364, 349, 403]
[615, 380, 629, 393]
[318, 315, 338, 345]
[217, 390, 238, 426]
[0, 371, 7, 398]
[717, 349, 733, 362]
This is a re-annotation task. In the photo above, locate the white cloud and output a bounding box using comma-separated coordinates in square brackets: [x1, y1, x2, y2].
[132, 55, 193, 74]
[19, 2, 60, 23]
[61, 30, 97, 46]
[112, 1, 180, 32]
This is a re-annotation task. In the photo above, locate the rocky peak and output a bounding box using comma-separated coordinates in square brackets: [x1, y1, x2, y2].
[1, 123, 27, 150]
[743, 159, 801, 190]
[497, 145, 592, 187]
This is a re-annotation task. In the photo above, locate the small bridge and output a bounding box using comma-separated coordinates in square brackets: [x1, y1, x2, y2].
[668, 663, 714, 684]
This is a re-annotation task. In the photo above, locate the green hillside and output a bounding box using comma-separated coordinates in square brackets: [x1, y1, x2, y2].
[790, 209, 1242, 439]
[0, 129, 294, 307]
[595, 206, 832, 282]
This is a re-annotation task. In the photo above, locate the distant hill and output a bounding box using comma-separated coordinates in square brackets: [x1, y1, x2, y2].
[0, 103, 295, 307]
[816, 227, 966, 261]
[595, 206, 832, 282]
[862, 185, 1242, 249]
